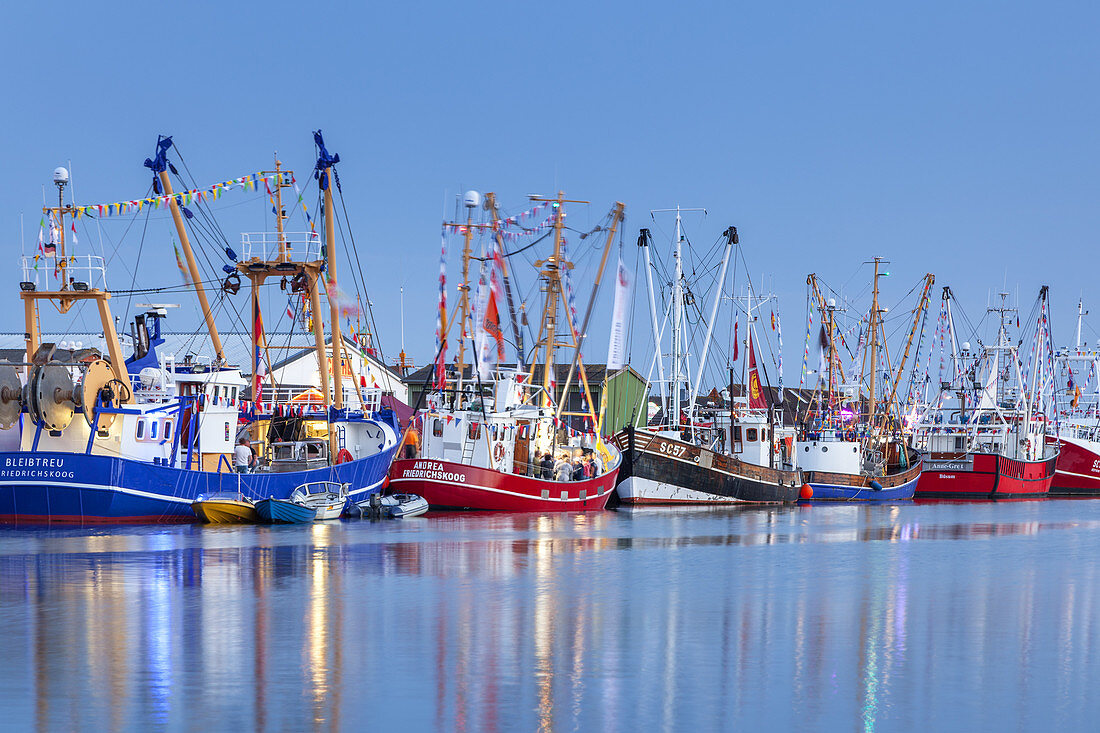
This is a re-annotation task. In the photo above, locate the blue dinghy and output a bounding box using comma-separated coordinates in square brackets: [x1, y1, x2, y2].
[255, 497, 317, 524]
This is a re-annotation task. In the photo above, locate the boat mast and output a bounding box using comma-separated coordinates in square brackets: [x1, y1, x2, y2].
[25, 168, 129, 390]
[1077, 298, 1084, 350]
[882, 273, 935, 426]
[688, 226, 736, 425]
[672, 207, 684, 430]
[530, 191, 588, 410]
[155, 155, 225, 364]
[455, 195, 477, 393]
[863, 258, 884, 427]
[639, 229, 668, 418]
[484, 192, 527, 370]
[555, 202, 625, 424]
[321, 164, 344, 413]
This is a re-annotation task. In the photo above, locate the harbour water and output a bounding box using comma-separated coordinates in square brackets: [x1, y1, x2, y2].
[2, 501, 1098, 730]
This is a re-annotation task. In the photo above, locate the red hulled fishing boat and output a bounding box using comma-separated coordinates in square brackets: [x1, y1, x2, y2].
[912, 287, 1057, 499]
[388, 191, 624, 511]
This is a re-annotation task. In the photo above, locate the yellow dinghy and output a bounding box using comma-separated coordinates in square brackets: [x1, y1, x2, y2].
[192, 492, 260, 524]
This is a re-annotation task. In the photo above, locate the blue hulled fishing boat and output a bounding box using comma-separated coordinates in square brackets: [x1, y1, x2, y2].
[0, 133, 399, 524]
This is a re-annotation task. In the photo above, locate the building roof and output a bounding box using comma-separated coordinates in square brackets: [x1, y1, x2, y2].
[0, 331, 401, 381]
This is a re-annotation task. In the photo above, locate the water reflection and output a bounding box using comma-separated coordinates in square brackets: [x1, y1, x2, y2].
[1, 502, 1099, 729]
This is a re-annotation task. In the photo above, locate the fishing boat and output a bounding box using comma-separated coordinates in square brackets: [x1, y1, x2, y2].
[1046, 300, 1100, 495]
[191, 492, 260, 524]
[613, 215, 802, 504]
[387, 191, 624, 511]
[794, 262, 928, 501]
[911, 288, 1057, 499]
[255, 496, 317, 524]
[0, 133, 398, 524]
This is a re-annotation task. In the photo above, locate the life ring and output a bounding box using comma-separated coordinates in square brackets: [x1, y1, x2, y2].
[492, 442, 505, 464]
[336, 448, 353, 464]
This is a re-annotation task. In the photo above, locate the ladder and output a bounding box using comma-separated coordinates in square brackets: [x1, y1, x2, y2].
[460, 429, 477, 464]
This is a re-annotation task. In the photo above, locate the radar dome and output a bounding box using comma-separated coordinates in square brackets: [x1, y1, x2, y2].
[463, 190, 481, 209]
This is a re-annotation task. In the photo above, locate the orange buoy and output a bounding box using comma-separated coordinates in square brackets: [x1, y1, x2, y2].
[800, 483, 814, 499]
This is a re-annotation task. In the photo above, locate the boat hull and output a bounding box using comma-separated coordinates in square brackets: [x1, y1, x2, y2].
[803, 457, 923, 501]
[914, 453, 1056, 499]
[191, 499, 259, 524]
[0, 445, 396, 524]
[613, 428, 802, 505]
[255, 498, 317, 524]
[1048, 435, 1100, 496]
[387, 458, 616, 511]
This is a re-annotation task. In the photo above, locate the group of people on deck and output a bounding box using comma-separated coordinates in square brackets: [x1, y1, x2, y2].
[532, 450, 599, 482]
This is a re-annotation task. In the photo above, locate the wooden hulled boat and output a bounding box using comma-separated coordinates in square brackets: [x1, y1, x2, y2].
[614, 423, 801, 504]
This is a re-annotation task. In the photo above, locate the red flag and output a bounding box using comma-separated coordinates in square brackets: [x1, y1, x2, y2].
[747, 334, 767, 409]
[732, 322, 740, 362]
[253, 299, 266, 403]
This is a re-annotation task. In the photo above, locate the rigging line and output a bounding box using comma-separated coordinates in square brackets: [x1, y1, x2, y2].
[120, 205, 154, 333]
[170, 145, 235, 248]
[333, 182, 386, 366]
[471, 229, 554, 261]
[89, 183, 153, 281]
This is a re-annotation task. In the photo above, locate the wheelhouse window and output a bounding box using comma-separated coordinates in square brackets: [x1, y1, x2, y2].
[468, 422, 481, 441]
[163, 421, 173, 441]
[136, 420, 145, 439]
[433, 419, 443, 438]
[150, 421, 158, 440]
[746, 428, 758, 442]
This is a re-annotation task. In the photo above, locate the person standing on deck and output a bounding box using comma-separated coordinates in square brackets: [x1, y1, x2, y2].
[554, 453, 573, 481]
[234, 438, 254, 473]
[402, 423, 420, 460]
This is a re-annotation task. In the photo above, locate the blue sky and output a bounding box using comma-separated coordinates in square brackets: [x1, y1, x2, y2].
[2, 1, 1098, 388]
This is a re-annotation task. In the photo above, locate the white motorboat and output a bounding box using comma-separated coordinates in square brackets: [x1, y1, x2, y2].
[290, 481, 348, 520]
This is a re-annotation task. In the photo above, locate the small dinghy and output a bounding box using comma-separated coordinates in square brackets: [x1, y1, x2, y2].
[192, 492, 260, 524]
[255, 497, 317, 524]
[291, 481, 349, 520]
[351, 492, 429, 518]
[381, 493, 429, 518]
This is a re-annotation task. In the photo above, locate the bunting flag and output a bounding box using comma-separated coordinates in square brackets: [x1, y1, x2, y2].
[435, 227, 448, 390]
[747, 333, 767, 409]
[732, 321, 739, 362]
[800, 308, 814, 389]
[45, 214, 58, 255]
[775, 308, 784, 403]
[286, 292, 296, 320]
[173, 242, 192, 286]
[475, 236, 507, 380]
[253, 298, 267, 403]
[69, 221, 78, 247]
[816, 324, 830, 384]
[67, 172, 277, 219]
[36, 218, 45, 258]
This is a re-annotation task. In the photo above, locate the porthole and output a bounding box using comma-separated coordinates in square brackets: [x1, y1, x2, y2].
[822, 446, 829, 452]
